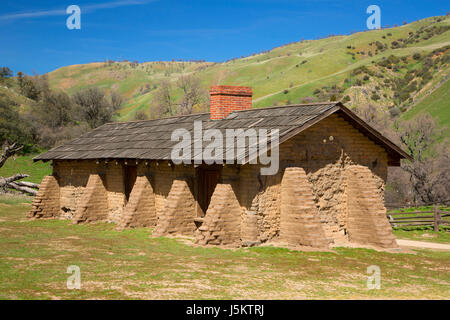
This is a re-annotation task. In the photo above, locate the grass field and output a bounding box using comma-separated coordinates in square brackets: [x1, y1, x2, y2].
[388, 206, 450, 239]
[0, 155, 51, 184]
[0, 196, 448, 300]
[402, 78, 450, 136]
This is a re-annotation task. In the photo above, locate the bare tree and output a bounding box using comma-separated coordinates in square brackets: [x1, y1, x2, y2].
[0, 143, 38, 196]
[395, 113, 449, 204]
[177, 75, 208, 115]
[152, 80, 175, 117]
[0, 142, 22, 168]
[355, 104, 390, 133]
[110, 90, 123, 111]
[152, 76, 208, 118]
[133, 110, 149, 120]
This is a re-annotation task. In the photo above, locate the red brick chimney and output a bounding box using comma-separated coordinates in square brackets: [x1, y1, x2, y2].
[209, 85, 253, 120]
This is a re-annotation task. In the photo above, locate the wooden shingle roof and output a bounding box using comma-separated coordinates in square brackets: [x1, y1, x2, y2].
[34, 102, 411, 165]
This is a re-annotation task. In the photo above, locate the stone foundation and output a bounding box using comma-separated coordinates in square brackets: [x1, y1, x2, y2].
[28, 175, 60, 219]
[118, 175, 156, 230]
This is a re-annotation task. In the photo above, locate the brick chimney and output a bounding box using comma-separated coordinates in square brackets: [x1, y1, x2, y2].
[209, 85, 253, 120]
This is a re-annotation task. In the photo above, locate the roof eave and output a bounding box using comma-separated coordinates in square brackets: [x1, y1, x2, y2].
[244, 102, 413, 166]
[243, 104, 341, 165]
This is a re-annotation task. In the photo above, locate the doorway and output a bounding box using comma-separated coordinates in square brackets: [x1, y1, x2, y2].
[123, 165, 137, 201]
[196, 165, 222, 217]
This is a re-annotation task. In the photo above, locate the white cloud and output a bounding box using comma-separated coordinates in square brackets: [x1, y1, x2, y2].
[0, 0, 155, 21]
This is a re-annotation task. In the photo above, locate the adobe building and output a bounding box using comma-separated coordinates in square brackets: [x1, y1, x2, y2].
[29, 85, 411, 249]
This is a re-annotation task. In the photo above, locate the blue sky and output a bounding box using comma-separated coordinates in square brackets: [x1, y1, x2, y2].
[0, 0, 448, 74]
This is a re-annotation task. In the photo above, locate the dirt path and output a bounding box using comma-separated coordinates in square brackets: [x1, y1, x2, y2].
[397, 239, 450, 251]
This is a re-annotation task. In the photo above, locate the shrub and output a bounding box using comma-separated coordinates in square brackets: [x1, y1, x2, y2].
[371, 93, 381, 101]
[389, 107, 400, 117]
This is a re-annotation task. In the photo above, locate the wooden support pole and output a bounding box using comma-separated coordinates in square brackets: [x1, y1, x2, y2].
[433, 205, 440, 232]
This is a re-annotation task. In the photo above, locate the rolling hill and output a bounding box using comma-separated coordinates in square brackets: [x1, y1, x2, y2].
[29, 15, 450, 130]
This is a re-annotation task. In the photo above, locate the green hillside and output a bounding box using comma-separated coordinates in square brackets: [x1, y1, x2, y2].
[402, 78, 450, 134]
[41, 15, 450, 127]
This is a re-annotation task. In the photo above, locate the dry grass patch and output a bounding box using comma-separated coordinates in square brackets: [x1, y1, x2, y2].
[0, 198, 449, 299]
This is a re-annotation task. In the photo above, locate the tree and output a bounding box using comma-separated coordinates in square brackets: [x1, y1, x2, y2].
[152, 76, 208, 118]
[36, 90, 73, 129]
[395, 114, 449, 204]
[17, 72, 25, 90]
[355, 104, 392, 138]
[0, 67, 13, 80]
[0, 142, 39, 196]
[0, 94, 40, 196]
[72, 87, 119, 129]
[177, 75, 208, 115]
[110, 90, 123, 111]
[152, 80, 175, 117]
[133, 110, 148, 120]
[17, 73, 46, 101]
[0, 94, 32, 146]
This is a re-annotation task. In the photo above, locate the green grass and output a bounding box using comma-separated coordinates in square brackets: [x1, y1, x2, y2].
[402, 78, 450, 135]
[388, 206, 450, 236]
[0, 194, 32, 205]
[0, 198, 449, 299]
[0, 155, 51, 184]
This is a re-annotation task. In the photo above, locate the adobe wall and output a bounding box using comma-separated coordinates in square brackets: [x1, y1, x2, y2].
[28, 175, 60, 219]
[72, 173, 109, 223]
[53, 160, 126, 223]
[53, 160, 196, 223]
[53, 161, 94, 219]
[136, 162, 196, 220]
[240, 113, 390, 246]
[118, 175, 156, 229]
[345, 165, 398, 248]
[279, 167, 329, 248]
[152, 178, 196, 237]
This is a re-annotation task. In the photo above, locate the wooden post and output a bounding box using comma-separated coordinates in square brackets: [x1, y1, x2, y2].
[388, 215, 397, 228]
[433, 205, 440, 232]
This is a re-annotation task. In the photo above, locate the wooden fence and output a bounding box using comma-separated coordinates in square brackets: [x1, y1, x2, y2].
[386, 205, 450, 231]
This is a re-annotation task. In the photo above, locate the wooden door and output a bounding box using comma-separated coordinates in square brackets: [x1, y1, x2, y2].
[197, 166, 221, 216]
[123, 165, 137, 201]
